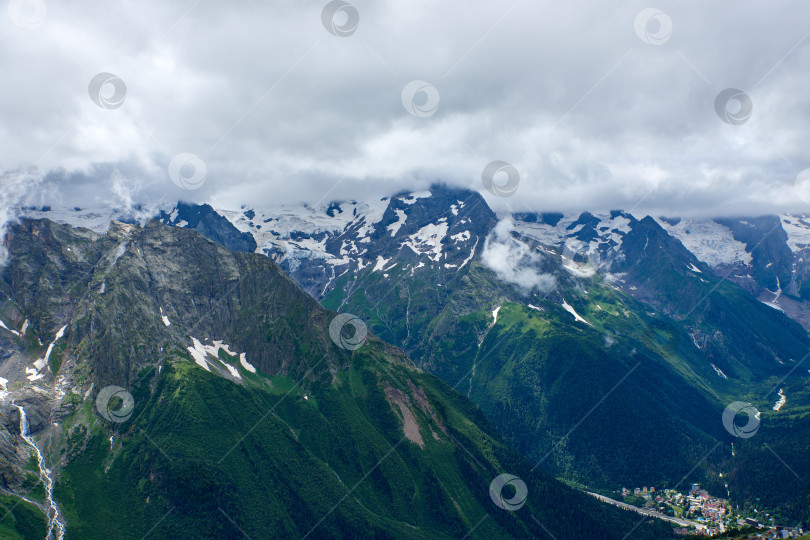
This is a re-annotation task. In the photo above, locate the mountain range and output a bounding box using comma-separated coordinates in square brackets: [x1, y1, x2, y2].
[0, 215, 681, 538]
[6, 184, 810, 536]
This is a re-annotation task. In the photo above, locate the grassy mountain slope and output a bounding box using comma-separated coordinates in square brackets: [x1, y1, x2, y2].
[324, 259, 722, 486]
[320, 227, 810, 525]
[0, 219, 678, 539]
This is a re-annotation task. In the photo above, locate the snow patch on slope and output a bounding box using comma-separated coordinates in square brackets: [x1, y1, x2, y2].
[773, 388, 786, 411]
[42, 325, 67, 366]
[761, 301, 784, 312]
[159, 307, 171, 326]
[25, 325, 64, 383]
[457, 237, 478, 270]
[186, 338, 256, 380]
[711, 363, 729, 380]
[0, 320, 19, 337]
[403, 222, 448, 262]
[561, 300, 592, 326]
[780, 215, 810, 252]
[240, 353, 257, 373]
[387, 209, 407, 236]
[373, 256, 391, 272]
[187, 338, 212, 371]
[655, 218, 752, 266]
[513, 212, 631, 259]
[19, 206, 172, 233]
[221, 197, 389, 265]
[400, 191, 431, 205]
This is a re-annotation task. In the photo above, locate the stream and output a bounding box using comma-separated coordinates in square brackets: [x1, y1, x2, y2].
[15, 404, 65, 540]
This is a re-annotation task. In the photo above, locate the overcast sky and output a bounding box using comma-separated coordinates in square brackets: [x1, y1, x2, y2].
[2, 0, 809, 217]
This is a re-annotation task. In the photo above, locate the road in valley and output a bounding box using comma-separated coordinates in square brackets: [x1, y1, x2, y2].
[587, 492, 702, 529]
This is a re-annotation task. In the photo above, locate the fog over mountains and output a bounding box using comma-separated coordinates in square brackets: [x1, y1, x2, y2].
[3, 0, 810, 217]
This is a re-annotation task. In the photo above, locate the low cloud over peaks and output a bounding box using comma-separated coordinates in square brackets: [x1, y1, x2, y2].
[481, 218, 556, 293]
[2, 1, 809, 216]
[0, 170, 42, 264]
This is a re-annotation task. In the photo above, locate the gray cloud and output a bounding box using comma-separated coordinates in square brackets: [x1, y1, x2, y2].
[481, 218, 556, 293]
[1, 0, 809, 217]
[0, 170, 42, 264]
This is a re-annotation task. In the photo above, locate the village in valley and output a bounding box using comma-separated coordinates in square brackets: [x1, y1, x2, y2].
[616, 483, 806, 538]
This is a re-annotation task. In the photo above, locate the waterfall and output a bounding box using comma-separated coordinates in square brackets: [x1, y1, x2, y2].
[15, 405, 65, 540]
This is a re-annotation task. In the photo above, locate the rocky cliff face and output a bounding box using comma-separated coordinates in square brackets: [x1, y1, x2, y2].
[1, 219, 341, 388]
[158, 201, 257, 253]
[0, 218, 349, 526]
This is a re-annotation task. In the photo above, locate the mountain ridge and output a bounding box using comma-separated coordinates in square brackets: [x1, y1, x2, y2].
[10, 186, 810, 527]
[19, 185, 810, 326]
[0, 216, 681, 539]
[138, 185, 810, 528]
